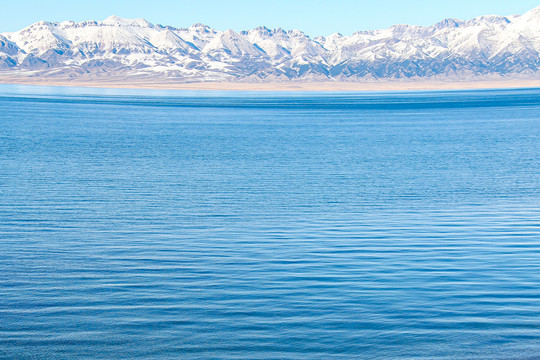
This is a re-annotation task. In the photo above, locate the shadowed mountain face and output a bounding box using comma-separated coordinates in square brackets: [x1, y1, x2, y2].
[1, 7, 540, 81]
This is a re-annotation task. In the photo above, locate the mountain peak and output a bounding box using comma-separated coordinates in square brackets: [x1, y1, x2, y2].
[190, 23, 211, 29]
[102, 16, 153, 27]
[434, 18, 465, 29]
[466, 15, 511, 26]
[521, 5, 540, 20]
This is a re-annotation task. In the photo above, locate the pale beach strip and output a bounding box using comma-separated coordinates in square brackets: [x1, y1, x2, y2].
[1, 76, 539, 91]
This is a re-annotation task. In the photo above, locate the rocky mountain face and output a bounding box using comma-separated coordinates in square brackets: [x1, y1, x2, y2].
[1, 6, 539, 81]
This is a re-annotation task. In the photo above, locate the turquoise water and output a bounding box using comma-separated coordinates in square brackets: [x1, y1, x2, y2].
[0, 86, 539, 359]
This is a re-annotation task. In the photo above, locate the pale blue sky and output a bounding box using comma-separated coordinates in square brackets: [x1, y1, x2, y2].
[1, 0, 539, 36]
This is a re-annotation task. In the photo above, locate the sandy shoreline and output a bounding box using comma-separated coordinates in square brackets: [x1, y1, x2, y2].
[1, 76, 539, 91]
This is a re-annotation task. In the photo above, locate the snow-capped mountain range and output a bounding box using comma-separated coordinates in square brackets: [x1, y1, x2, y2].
[1, 6, 540, 82]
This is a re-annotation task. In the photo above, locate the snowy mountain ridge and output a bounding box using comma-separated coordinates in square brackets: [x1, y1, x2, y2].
[1, 6, 540, 82]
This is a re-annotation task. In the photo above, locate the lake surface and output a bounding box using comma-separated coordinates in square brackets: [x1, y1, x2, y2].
[0, 85, 539, 360]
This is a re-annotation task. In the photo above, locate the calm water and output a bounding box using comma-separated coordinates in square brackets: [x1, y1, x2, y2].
[0, 86, 539, 360]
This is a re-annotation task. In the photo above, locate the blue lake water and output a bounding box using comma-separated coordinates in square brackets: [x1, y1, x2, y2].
[0, 85, 539, 359]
